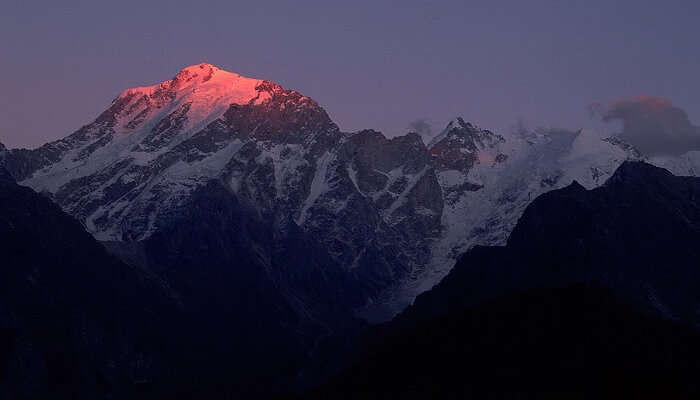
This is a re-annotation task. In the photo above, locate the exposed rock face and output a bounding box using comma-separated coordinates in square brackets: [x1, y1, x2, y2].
[3, 64, 700, 317]
[428, 117, 507, 171]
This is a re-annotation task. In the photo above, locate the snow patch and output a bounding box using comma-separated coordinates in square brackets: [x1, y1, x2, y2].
[297, 151, 334, 225]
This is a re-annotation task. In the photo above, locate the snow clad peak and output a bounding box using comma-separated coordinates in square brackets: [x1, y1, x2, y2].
[172, 63, 227, 86]
[116, 63, 276, 107]
[101, 63, 288, 135]
[439, 117, 480, 134]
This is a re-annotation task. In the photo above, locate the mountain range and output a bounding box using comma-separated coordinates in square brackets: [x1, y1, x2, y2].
[2, 64, 700, 397]
[4, 63, 700, 318]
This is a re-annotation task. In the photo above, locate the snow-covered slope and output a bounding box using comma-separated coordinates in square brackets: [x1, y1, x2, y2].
[3, 64, 700, 320]
[366, 122, 700, 318]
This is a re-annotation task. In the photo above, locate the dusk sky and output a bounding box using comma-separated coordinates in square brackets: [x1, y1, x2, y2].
[2, 0, 699, 149]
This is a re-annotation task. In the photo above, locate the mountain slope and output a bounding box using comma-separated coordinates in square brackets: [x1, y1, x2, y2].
[311, 161, 700, 398]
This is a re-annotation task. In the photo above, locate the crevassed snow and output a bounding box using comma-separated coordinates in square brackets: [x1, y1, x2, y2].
[297, 151, 334, 225]
[384, 165, 429, 219]
[346, 163, 364, 196]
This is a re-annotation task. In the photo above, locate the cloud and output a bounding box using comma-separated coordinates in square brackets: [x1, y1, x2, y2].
[408, 119, 434, 143]
[597, 95, 700, 156]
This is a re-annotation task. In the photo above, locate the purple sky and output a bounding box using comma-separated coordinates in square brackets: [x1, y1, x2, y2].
[1, 0, 699, 149]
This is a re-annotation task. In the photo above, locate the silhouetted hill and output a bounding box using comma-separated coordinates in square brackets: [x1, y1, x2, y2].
[0, 168, 177, 399]
[312, 284, 700, 399]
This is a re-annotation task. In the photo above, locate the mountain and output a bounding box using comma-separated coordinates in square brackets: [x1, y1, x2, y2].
[4, 64, 700, 397]
[2, 63, 700, 320]
[403, 161, 700, 326]
[310, 161, 700, 398]
[0, 64, 443, 311]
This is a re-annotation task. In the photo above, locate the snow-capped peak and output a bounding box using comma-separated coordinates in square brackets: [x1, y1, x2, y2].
[427, 117, 506, 169]
[115, 63, 272, 114]
[427, 117, 495, 149]
[16, 63, 303, 200]
[428, 118, 460, 148]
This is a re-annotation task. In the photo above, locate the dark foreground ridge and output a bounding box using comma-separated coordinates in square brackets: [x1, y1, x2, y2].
[311, 284, 700, 399]
[0, 168, 176, 399]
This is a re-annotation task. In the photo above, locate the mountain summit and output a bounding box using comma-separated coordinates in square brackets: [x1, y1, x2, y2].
[2, 63, 337, 237]
[110, 63, 278, 142]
